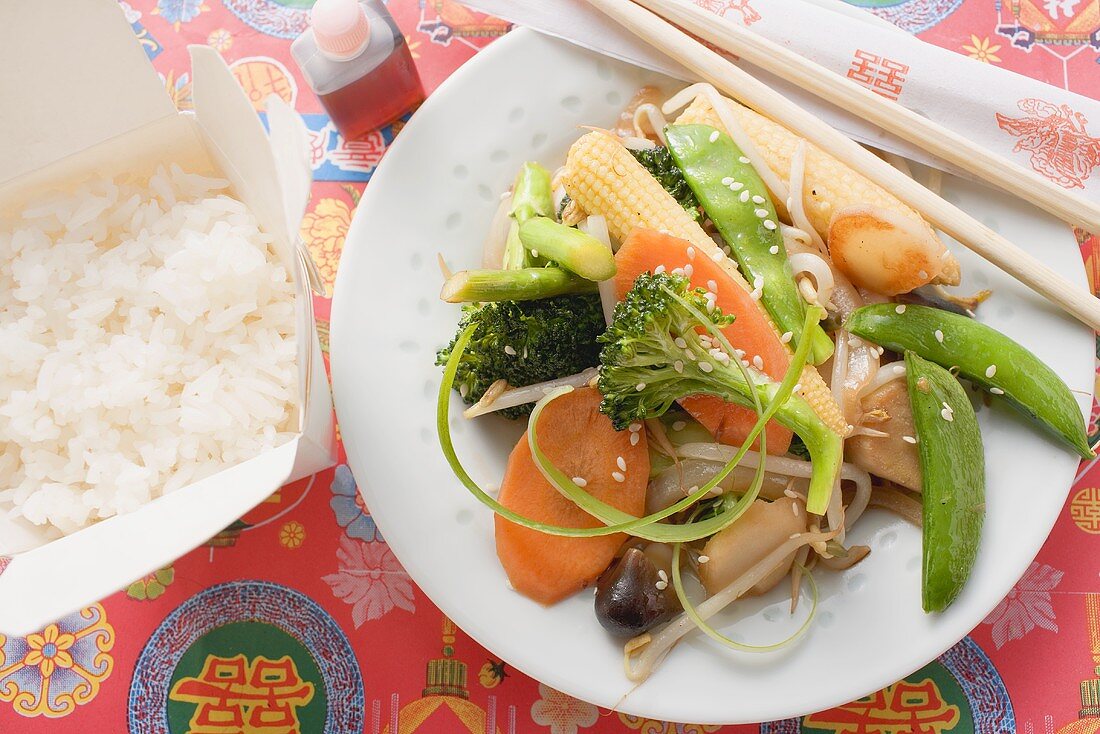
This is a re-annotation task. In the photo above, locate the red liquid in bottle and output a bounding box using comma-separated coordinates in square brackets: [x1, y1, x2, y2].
[319, 42, 423, 141]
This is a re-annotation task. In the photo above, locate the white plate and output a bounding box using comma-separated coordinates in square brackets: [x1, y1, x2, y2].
[330, 29, 1094, 724]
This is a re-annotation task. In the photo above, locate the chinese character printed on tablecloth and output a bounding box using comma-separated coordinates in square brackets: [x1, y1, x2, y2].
[846, 49, 910, 101]
[804, 679, 961, 733]
[170, 654, 315, 734]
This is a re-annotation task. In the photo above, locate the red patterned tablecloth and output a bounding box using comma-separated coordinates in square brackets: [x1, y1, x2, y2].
[4, 1, 1100, 732]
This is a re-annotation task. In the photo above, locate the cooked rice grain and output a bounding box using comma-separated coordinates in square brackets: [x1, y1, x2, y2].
[0, 165, 297, 534]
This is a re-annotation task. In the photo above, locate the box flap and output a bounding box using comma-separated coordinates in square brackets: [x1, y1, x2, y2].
[0, 0, 174, 186]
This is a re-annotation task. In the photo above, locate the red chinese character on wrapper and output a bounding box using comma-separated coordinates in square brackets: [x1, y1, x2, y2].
[328, 130, 387, 174]
[997, 98, 1100, 189]
[804, 679, 961, 734]
[846, 50, 909, 101]
[170, 654, 316, 734]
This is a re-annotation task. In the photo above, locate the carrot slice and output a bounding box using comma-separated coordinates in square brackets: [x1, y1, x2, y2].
[613, 228, 792, 454]
[496, 387, 648, 605]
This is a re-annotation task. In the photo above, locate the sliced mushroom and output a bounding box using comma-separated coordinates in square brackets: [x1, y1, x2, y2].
[595, 541, 681, 637]
[847, 380, 922, 491]
[698, 498, 807, 598]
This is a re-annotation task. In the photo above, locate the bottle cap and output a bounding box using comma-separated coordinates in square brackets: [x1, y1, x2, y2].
[311, 0, 371, 61]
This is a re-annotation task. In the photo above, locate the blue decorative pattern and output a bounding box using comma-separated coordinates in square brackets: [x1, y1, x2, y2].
[127, 581, 364, 734]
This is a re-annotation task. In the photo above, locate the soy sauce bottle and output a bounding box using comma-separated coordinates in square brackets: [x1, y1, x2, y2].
[291, 0, 425, 140]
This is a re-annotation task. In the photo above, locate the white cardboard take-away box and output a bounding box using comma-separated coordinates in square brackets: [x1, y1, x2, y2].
[0, 1, 337, 635]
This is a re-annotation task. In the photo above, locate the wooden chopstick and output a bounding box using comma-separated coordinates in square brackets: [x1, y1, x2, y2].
[634, 0, 1100, 235]
[584, 0, 1100, 331]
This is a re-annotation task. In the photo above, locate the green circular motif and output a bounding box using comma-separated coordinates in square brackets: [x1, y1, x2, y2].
[166, 622, 328, 734]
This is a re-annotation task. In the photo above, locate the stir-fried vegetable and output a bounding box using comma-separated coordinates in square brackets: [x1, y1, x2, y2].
[503, 162, 554, 270]
[441, 267, 597, 303]
[518, 217, 617, 281]
[664, 123, 833, 365]
[905, 352, 985, 613]
[436, 295, 604, 418]
[597, 272, 842, 514]
[629, 145, 700, 217]
[847, 303, 1094, 459]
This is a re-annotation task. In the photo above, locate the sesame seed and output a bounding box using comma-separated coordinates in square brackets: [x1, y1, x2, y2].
[709, 130, 720, 143]
[752, 355, 764, 370]
[504, 345, 517, 355]
[612, 471, 626, 483]
[459, 383, 469, 398]
[687, 247, 697, 260]
[740, 191, 751, 203]
[572, 476, 588, 487]
[990, 387, 1005, 395]
[671, 267, 685, 276]
[941, 407, 954, 422]
[673, 421, 687, 431]
[674, 337, 688, 349]
[902, 435, 917, 444]
[918, 270, 928, 279]
[655, 264, 666, 274]
[791, 502, 799, 516]
[629, 422, 642, 432]
[735, 348, 745, 357]
[674, 360, 684, 373]
[630, 432, 640, 446]
[739, 156, 751, 164]
[684, 264, 694, 277]
[636, 382, 647, 391]
[685, 350, 697, 361]
[751, 288, 762, 301]
[789, 533, 801, 540]
[769, 245, 780, 254]
[729, 181, 744, 191]
[764, 220, 778, 231]
[876, 346, 885, 355]
[893, 364, 906, 374]
[895, 304, 906, 314]
[985, 365, 997, 378]
[752, 195, 765, 204]
[711, 251, 724, 262]
[532, 249, 539, 258]
[699, 361, 714, 373]
[754, 208, 769, 218]
[754, 276, 764, 289]
[934, 329, 944, 343]
[784, 488, 799, 499]
[793, 383, 802, 392]
[658, 569, 668, 582]
[780, 331, 793, 344]
[698, 555, 710, 563]
[707, 279, 718, 292]
[721, 176, 734, 186]
[655, 580, 668, 590]
[617, 456, 627, 471]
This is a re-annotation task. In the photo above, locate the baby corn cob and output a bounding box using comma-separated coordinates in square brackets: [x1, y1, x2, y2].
[563, 131, 846, 436]
[675, 95, 960, 285]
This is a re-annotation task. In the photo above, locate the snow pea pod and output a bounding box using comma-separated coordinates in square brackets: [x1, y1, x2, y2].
[905, 352, 985, 613]
[665, 124, 834, 365]
[847, 303, 1093, 459]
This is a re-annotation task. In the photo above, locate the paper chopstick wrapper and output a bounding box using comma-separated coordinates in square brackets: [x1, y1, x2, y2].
[462, 0, 1100, 202]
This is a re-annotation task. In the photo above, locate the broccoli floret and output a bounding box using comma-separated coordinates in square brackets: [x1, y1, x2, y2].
[437, 294, 605, 418]
[597, 272, 842, 514]
[630, 146, 700, 219]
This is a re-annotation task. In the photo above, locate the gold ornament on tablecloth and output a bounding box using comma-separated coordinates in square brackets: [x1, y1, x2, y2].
[1071, 487, 1100, 534]
[381, 616, 504, 733]
[229, 56, 297, 111]
[1055, 594, 1100, 733]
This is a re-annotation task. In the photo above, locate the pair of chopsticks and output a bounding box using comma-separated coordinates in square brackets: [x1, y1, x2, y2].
[584, 0, 1100, 331]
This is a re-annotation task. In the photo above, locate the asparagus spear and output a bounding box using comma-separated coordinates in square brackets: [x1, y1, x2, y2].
[502, 162, 553, 270]
[441, 268, 597, 303]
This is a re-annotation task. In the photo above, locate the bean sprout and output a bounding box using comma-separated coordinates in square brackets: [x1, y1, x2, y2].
[789, 252, 835, 310]
[788, 140, 828, 254]
[632, 103, 668, 145]
[463, 368, 599, 418]
[579, 215, 618, 325]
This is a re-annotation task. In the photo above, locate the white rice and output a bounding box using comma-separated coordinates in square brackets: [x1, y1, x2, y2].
[0, 164, 297, 535]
